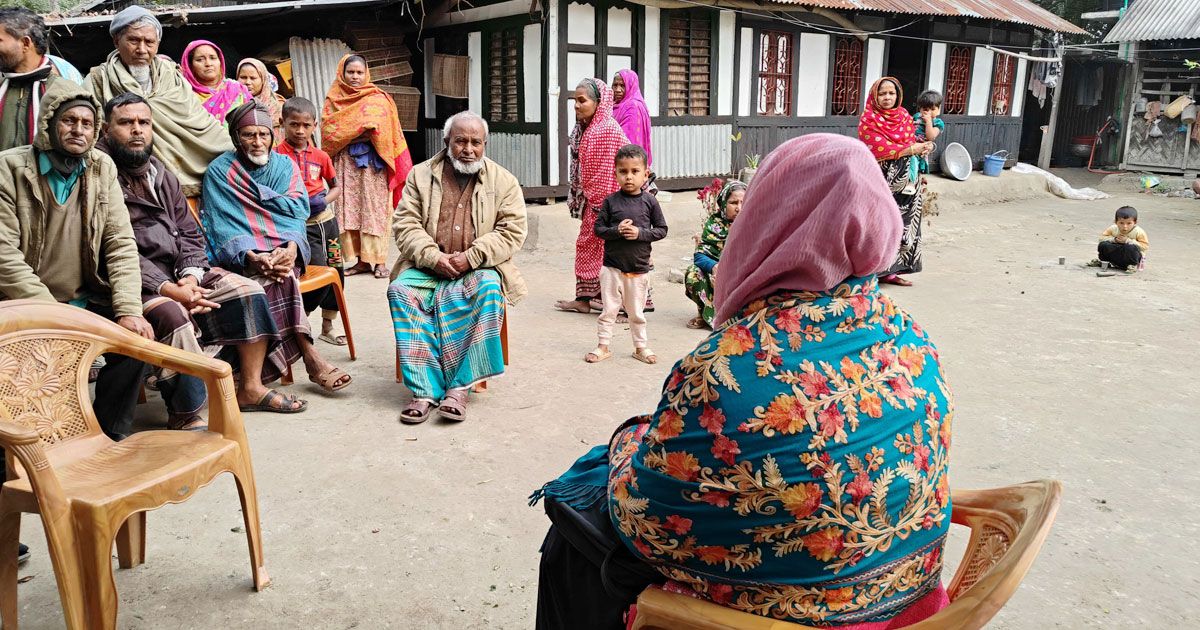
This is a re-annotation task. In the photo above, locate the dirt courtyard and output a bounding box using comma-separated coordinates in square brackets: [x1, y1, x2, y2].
[9, 172, 1199, 628]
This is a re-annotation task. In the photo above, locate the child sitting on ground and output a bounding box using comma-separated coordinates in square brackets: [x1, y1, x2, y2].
[913, 90, 945, 174]
[275, 97, 346, 344]
[586, 144, 668, 365]
[1092, 206, 1149, 272]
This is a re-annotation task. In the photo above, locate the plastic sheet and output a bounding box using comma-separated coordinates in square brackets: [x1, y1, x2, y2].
[1011, 163, 1112, 200]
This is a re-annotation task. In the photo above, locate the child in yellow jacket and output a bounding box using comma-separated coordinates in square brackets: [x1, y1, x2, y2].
[1092, 206, 1149, 272]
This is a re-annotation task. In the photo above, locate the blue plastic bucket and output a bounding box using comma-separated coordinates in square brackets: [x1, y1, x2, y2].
[982, 150, 1008, 177]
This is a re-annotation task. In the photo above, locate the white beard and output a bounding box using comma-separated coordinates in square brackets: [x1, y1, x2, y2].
[451, 156, 482, 175]
[129, 64, 152, 92]
[246, 152, 269, 166]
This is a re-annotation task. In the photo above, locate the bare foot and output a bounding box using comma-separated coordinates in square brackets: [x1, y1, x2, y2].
[555, 299, 592, 313]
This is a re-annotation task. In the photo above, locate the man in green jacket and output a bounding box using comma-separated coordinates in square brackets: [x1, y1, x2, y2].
[389, 111, 527, 425]
[0, 79, 152, 439]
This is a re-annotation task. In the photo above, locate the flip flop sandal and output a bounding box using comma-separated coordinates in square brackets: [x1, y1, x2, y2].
[240, 389, 308, 414]
[319, 332, 348, 346]
[399, 400, 434, 424]
[438, 389, 468, 422]
[373, 265, 389, 279]
[310, 366, 352, 392]
[167, 414, 209, 431]
[344, 263, 372, 276]
[686, 317, 710, 330]
[880, 275, 913, 287]
[585, 347, 612, 363]
[632, 348, 658, 364]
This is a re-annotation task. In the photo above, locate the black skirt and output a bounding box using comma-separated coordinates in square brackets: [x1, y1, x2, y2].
[535, 499, 663, 630]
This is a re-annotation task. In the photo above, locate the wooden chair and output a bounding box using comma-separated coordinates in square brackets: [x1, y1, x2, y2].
[280, 266, 357, 386]
[394, 306, 509, 393]
[631, 480, 1062, 630]
[0, 300, 269, 630]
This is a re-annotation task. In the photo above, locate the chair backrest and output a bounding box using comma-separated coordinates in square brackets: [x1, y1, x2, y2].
[909, 479, 1062, 629]
[0, 304, 110, 454]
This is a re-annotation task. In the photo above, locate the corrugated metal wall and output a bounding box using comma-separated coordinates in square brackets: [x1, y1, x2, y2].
[424, 129, 545, 186]
[735, 117, 1021, 173]
[735, 121, 859, 173]
[289, 37, 352, 136]
[651, 124, 734, 179]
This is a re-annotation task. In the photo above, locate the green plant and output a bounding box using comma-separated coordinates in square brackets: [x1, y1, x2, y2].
[744, 154, 760, 169]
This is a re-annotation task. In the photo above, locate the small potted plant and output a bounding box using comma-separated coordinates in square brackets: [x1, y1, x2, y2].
[739, 154, 760, 184]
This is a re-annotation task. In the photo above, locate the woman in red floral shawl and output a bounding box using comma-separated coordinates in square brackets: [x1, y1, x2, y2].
[858, 77, 933, 287]
[555, 78, 629, 313]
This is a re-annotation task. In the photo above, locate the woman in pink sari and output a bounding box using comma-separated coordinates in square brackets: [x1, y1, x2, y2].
[612, 69, 652, 167]
[181, 40, 252, 126]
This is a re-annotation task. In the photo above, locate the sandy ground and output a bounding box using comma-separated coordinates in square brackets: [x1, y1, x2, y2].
[9, 173, 1200, 629]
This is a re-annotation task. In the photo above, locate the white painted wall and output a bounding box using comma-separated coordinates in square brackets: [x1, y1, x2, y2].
[796, 33, 830, 116]
[423, 38, 435, 118]
[643, 7, 660, 116]
[567, 52, 595, 87]
[1012, 58, 1028, 117]
[608, 6, 632, 48]
[607, 55, 633, 82]
[927, 42, 946, 93]
[716, 10, 735, 116]
[567, 3, 594, 45]
[737, 27, 752, 117]
[468, 31, 482, 115]
[523, 24, 541, 123]
[967, 46, 994, 116]
[547, 0, 559, 184]
[863, 38, 885, 107]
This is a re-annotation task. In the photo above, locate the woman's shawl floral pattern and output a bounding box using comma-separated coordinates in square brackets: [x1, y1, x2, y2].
[607, 276, 953, 625]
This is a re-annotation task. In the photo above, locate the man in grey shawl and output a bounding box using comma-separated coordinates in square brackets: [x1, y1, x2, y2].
[86, 5, 231, 193]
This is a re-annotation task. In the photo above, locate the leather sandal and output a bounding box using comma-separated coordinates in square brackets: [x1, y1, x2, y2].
[239, 389, 307, 414]
[399, 400, 434, 424]
[309, 366, 352, 392]
[438, 388, 469, 422]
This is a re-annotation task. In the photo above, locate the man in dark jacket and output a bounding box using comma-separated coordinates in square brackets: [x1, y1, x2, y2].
[98, 93, 309, 420]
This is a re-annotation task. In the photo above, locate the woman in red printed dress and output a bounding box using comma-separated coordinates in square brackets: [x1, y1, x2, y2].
[555, 78, 629, 313]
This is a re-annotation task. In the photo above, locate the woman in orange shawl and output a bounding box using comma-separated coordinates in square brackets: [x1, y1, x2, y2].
[322, 54, 413, 278]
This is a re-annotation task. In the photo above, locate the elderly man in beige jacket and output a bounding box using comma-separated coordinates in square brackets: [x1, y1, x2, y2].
[0, 81, 150, 439]
[389, 111, 527, 425]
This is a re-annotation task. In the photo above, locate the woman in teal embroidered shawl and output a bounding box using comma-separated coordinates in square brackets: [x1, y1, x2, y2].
[534, 134, 954, 628]
[684, 179, 746, 329]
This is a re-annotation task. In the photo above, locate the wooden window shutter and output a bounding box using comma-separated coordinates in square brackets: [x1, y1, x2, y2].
[666, 12, 712, 117]
[487, 29, 521, 123]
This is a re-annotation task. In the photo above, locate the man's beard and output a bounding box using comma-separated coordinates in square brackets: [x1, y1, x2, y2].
[129, 64, 152, 89]
[110, 140, 153, 169]
[451, 156, 482, 175]
[245, 151, 269, 166]
[0, 50, 20, 74]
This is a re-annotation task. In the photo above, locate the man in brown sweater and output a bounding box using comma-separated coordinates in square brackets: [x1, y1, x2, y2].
[389, 111, 527, 424]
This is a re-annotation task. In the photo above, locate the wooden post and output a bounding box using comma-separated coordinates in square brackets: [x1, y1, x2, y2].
[1037, 51, 1064, 171]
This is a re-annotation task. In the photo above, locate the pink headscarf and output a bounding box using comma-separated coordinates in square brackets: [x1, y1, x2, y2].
[713, 133, 903, 324]
[181, 40, 252, 122]
[613, 69, 652, 166]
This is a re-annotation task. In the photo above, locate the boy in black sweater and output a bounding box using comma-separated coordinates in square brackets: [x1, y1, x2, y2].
[586, 144, 668, 364]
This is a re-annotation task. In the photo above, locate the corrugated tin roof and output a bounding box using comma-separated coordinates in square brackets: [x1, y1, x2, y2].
[1103, 0, 1200, 42]
[48, 0, 396, 27]
[759, 0, 1085, 34]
